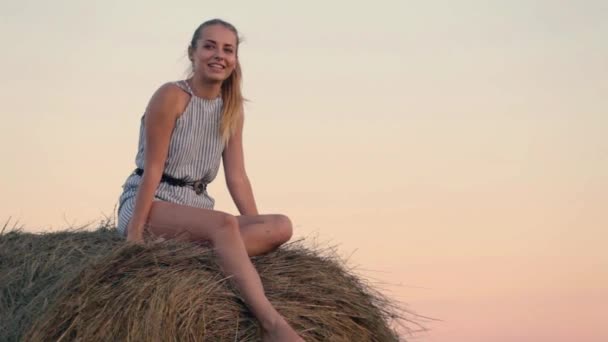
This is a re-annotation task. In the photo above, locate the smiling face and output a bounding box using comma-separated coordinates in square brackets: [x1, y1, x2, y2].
[189, 24, 238, 83]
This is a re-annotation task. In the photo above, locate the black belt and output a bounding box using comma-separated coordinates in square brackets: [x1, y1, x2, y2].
[134, 168, 208, 195]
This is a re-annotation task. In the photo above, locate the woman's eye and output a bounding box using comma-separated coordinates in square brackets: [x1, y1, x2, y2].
[204, 44, 214, 49]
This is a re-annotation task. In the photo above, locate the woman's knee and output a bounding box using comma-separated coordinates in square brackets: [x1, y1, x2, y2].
[273, 214, 293, 244]
[212, 214, 240, 238]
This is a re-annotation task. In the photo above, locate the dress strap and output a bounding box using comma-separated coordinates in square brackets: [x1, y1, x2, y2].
[174, 80, 193, 95]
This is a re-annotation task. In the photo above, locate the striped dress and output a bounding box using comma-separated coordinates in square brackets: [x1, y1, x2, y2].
[116, 80, 225, 237]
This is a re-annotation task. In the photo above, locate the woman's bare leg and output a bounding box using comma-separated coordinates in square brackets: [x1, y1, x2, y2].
[143, 201, 302, 341]
[236, 214, 293, 256]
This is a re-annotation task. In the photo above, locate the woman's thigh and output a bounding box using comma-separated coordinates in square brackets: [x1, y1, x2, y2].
[234, 214, 293, 252]
[144, 200, 235, 243]
[235, 214, 292, 238]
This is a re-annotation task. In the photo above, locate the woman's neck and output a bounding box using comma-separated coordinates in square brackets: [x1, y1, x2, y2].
[188, 77, 222, 99]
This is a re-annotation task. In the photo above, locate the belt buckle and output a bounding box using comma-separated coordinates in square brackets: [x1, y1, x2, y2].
[193, 180, 206, 195]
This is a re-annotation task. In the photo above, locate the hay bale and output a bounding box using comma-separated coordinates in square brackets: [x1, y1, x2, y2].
[1, 222, 428, 341]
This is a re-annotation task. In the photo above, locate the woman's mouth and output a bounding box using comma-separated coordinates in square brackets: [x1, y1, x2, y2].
[208, 63, 225, 72]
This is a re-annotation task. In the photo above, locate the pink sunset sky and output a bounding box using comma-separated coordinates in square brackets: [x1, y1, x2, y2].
[1, 1, 606, 341]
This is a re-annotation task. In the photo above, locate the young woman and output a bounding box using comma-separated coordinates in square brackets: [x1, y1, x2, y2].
[116, 19, 304, 342]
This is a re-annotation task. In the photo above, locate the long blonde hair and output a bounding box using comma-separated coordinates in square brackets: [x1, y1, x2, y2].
[188, 19, 244, 146]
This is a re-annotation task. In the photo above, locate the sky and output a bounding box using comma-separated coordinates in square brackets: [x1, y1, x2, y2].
[1, 0, 607, 340]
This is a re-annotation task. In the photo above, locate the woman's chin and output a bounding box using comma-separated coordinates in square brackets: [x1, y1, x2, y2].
[200, 73, 228, 83]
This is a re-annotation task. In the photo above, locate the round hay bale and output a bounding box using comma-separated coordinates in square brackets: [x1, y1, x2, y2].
[1, 223, 429, 341]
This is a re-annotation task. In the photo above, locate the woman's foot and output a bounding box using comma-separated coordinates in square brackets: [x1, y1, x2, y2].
[262, 316, 304, 342]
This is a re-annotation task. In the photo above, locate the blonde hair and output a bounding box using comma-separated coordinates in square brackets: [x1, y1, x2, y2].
[188, 19, 244, 146]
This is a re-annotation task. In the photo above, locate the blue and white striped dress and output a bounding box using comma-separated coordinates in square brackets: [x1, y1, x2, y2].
[116, 80, 225, 237]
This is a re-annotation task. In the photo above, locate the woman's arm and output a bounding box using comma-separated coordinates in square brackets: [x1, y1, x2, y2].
[126, 83, 183, 242]
[222, 107, 259, 216]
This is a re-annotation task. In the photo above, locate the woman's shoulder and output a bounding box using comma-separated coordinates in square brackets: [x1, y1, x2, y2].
[154, 80, 190, 99]
[146, 81, 191, 114]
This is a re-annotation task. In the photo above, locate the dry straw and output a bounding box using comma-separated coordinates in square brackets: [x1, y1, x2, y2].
[1, 218, 432, 341]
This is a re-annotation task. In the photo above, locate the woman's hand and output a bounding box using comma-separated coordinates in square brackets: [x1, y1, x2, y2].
[126, 223, 145, 245]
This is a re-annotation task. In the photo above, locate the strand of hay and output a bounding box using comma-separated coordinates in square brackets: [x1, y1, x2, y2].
[1, 220, 431, 341]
